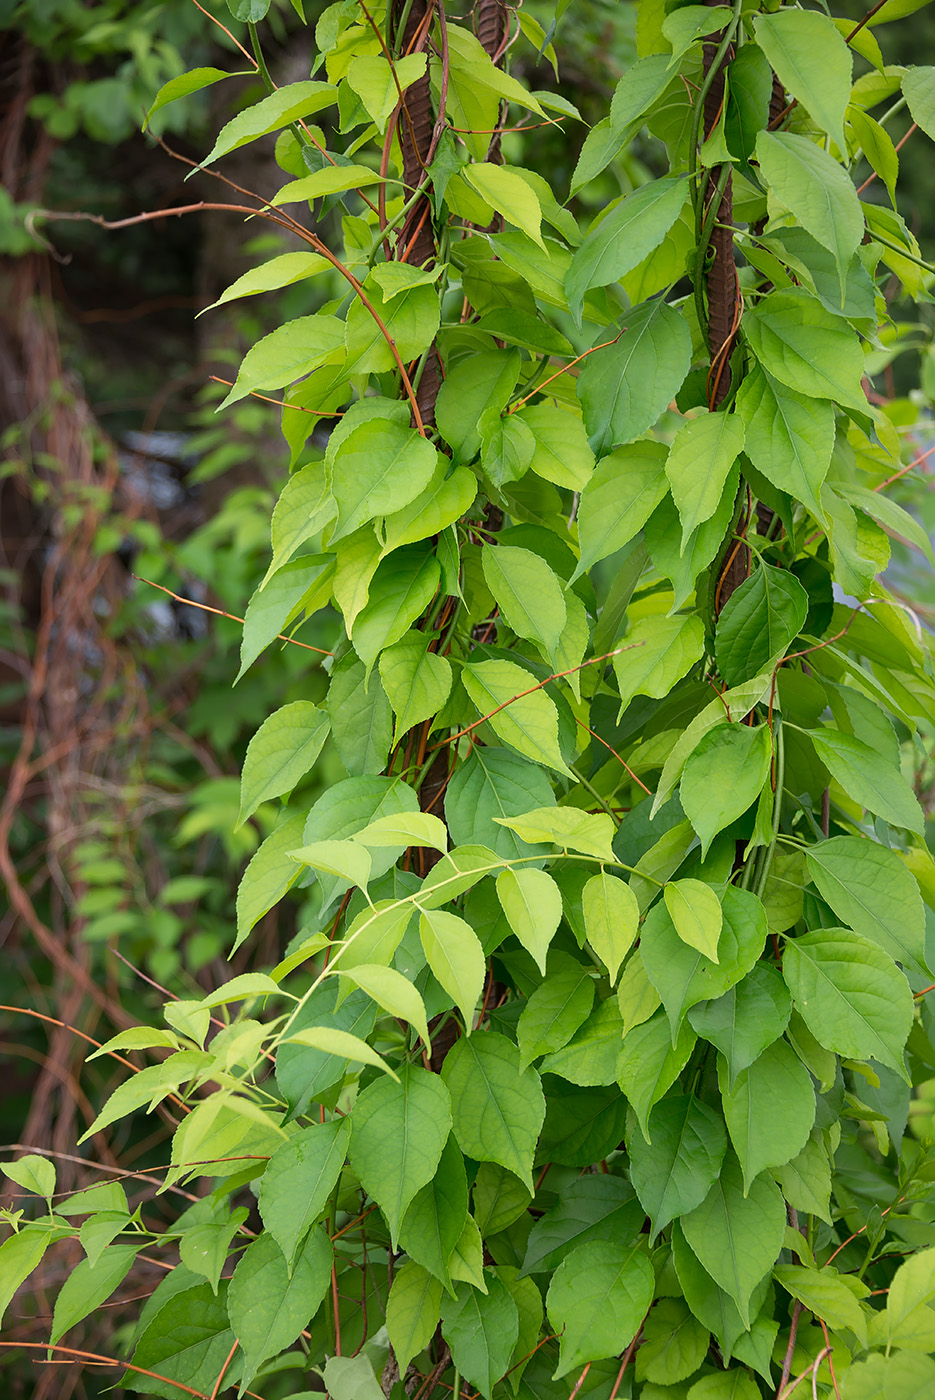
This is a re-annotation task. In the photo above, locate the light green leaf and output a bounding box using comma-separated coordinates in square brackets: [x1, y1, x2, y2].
[540, 995, 624, 1085]
[680, 722, 772, 857]
[352, 550, 441, 670]
[806, 726, 925, 834]
[0, 1228, 50, 1328]
[228, 1229, 332, 1384]
[145, 67, 240, 126]
[128, 1277, 235, 1396]
[734, 368, 832, 524]
[642, 885, 767, 1041]
[887, 1245, 935, 1342]
[321, 1354, 384, 1400]
[418, 845, 503, 910]
[328, 654, 393, 777]
[496, 867, 563, 974]
[258, 1119, 351, 1270]
[203, 80, 337, 165]
[281, 1028, 397, 1080]
[346, 52, 427, 129]
[262, 461, 335, 586]
[399, 1135, 466, 1291]
[441, 1275, 520, 1400]
[462, 658, 572, 778]
[480, 414, 535, 490]
[204, 251, 330, 311]
[380, 632, 453, 747]
[572, 440, 670, 581]
[289, 838, 372, 888]
[381, 464, 478, 555]
[241, 554, 334, 677]
[688, 1368, 761, 1399]
[58, 1182, 127, 1216]
[774, 1264, 869, 1345]
[238, 701, 329, 826]
[664, 880, 723, 963]
[715, 564, 809, 687]
[721, 1040, 815, 1194]
[78, 1052, 208, 1145]
[652, 671, 771, 815]
[522, 1175, 642, 1278]
[566, 177, 688, 316]
[436, 351, 521, 465]
[617, 1010, 697, 1139]
[849, 106, 899, 205]
[577, 300, 691, 457]
[665, 410, 745, 547]
[611, 52, 675, 136]
[272, 164, 384, 206]
[419, 909, 486, 1031]
[358, 811, 448, 853]
[837, 481, 935, 569]
[338, 964, 431, 1049]
[681, 1150, 785, 1326]
[449, 1214, 486, 1291]
[336, 900, 412, 973]
[349, 1065, 451, 1245]
[628, 1095, 726, 1240]
[637, 1296, 710, 1386]
[582, 872, 639, 983]
[495, 806, 616, 862]
[753, 9, 852, 150]
[345, 275, 440, 375]
[903, 66, 935, 141]
[387, 1262, 443, 1376]
[3, 1154, 55, 1198]
[220, 314, 345, 409]
[331, 421, 438, 540]
[464, 163, 544, 247]
[616, 951, 662, 1036]
[546, 1240, 654, 1378]
[614, 614, 705, 718]
[482, 546, 566, 658]
[442, 1032, 545, 1192]
[805, 836, 928, 976]
[782, 928, 913, 1079]
[518, 403, 595, 491]
[756, 132, 863, 298]
[744, 291, 868, 415]
[517, 966, 595, 1069]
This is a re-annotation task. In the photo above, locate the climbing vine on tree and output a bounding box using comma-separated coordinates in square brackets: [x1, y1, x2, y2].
[6, 0, 935, 1396]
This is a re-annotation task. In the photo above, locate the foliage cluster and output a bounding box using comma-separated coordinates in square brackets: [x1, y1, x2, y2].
[7, 1, 935, 1399]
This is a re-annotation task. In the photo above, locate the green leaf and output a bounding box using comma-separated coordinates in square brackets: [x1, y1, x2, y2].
[442, 1032, 545, 1192]
[572, 440, 670, 581]
[743, 291, 868, 415]
[228, 1229, 332, 1384]
[566, 177, 688, 316]
[753, 9, 852, 150]
[687, 963, 791, 1086]
[241, 554, 334, 677]
[331, 901, 412, 973]
[645, 470, 740, 612]
[664, 879, 723, 962]
[495, 807, 616, 862]
[480, 413, 535, 490]
[387, 1261, 443, 1375]
[539, 1081, 628, 1168]
[715, 564, 809, 686]
[345, 275, 440, 376]
[720, 1039, 815, 1194]
[262, 462, 335, 585]
[238, 701, 329, 826]
[50, 1242, 139, 1343]
[637, 1296, 710, 1386]
[379, 633, 452, 748]
[203, 80, 337, 165]
[496, 867, 563, 974]
[610, 52, 674, 136]
[836, 481, 935, 569]
[776, 1132, 833, 1225]
[734, 368, 832, 524]
[540, 996, 625, 1085]
[58, 1182, 127, 1216]
[805, 726, 925, 834]
[665, 411, 745, 546]
[290, 838, 372, 888]
[258, 1119, 351, 1269]
[680, 722, 772, 857]
[518, 403, 595, 491]
[328, 654, 393, 777]
[886, 1245, 935, 1342]
[464, 163, 544, 247]
[614, 614, 705, 717]
[436, 351, 521, 465]
[805, 836, 928, 976]
[462, 658, 572, 778]
[582, 872, 639, 983]
[546, 1240, 654, 1378]
[641, 885, 767, 1040]
[522, 1175, 642, 1277]
[338, 964, 431, 1049]
[617, 1010, 697, 1139]
[349, 1065, 451, 1245]
[680, 1150, 785, 1326]
[352, 549, 441, 670]
[756, 132, 863, 298]
[3, 1154, 55, 1197]
[419, 909, 486, 1031]
[129, 1279, 236, 1400]
[399, 1135, 467, 1290]
[205, 251, 330, 311]
[358, 811, 447, 853]
[441, 1275, 520, 1400]
[627, 1095, 727, 1239]
[418, 845, 503, 910]
[774, 1265, 869, 1346]
[517, 966, 595, 1069]
[782, 928, 913, 1079]
[903, 66, 935, 141]
[145, 67, 240, 126]
[178, 1207, 249, 1296]
[382, 464, 478, 554]
[653, 671, 771, 815]
[331, 421, 438, 541]
[688, 1368, 761, 1399]
[0, 1228, 49, 1328]
[446, 748, 555, 860]
[275, 985, 376, 1117]
[220, 314, 345, 409]
[841, 1354, 935, 1399]
[78, 1051, 208, 1144]
[482, 546, 566, 659]
[577, 301, 691, 456]
[346, 52, 427, 130]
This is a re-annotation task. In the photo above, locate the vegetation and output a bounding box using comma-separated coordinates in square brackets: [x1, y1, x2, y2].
[4, 1, 935, 1398]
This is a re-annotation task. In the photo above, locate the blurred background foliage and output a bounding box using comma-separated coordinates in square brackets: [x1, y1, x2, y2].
[1, 0, 934, 1394]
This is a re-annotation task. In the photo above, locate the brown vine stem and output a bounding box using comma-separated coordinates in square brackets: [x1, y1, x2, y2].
[132, 577, 334, 656]
[0, 1341, 264, 1400]
[776, 1301, 804, 1398]
[568, 1361, 591, 1398]
[0, 1005, 139, 1075]
[505, 333, 624, 413]
[207, 375, 342, 416]
[609, 1324, 644, 1400]
[574, 717, 652, 796]
[187, 0, 257, 68]
[208, 1341, 239, 1400]
[777, 1346, 832, 1400]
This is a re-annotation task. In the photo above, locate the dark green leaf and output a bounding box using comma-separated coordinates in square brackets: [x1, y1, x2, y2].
[258, 1119, 350, 1268]
[441, 1274, 519, 1400]
[546, 1240, 653, 1378]
[577, 301, 691, 456]
[228, 1230, 332, 1384]
[627, 1095, 727, 1239]
[715, 564, 809, 686]
[687, 963, 791, 1085]
[442, 1033, 545, 1191]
